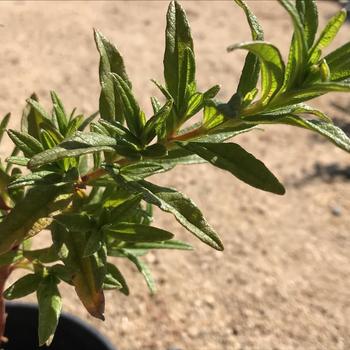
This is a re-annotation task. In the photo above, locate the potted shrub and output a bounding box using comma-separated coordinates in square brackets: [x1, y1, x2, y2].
[0, 0, 349, 348]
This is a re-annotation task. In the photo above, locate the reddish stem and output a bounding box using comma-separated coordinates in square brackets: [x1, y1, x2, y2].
[0, 264, 11, 345]
[167, 126, 204, 142]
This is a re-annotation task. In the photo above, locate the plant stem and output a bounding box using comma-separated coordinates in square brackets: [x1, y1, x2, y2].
[0, 264, 11, 345]
[167, 126, 204, 142]
[80, 126, 206, 185]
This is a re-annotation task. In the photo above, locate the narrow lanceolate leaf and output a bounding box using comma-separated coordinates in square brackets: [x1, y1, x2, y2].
[164, 1, 194, 108]
[285, 116, 350, 153]
[111, 73, 144, 137]
[123, 240, 193, 251]
[0, 185, 71, 254]
[244, 114, 350, 153]
[309, 9, 347, 64]
[120, 162, 173, 180]
[6, 156, 29, 167]
[179, 142, 285, 195]
[105, 168, 223, 250]
[324, 41, 350, 81]
[51, 91, 68, 135]
[26, 98, 52, 122]
[234, 0, 264, 96]
[71, 251, 106, 320]
[121, 249, 156, 293]
[103, 223, 173, 242]
[142, 100, 173, 144]
[8, 171, 62, 189]
[178, 47, 196, 118]
[29, 145, 115, 169]
[7, 130, 44, 157]
[54, 226, 106, 320]
[281, 81, 350, 105]
[4, 274, 42, 300]
[94, 29, 130, 122]
[0, 113, 10, 143]
[228, 41, 285, 105]
[296, 0, 318, 48]
[21, 94, 52, 140]
[105, 263, 129, 295]
[37, 276, 62, 346]
[260, 103, 331, 122]
[28, 132, 117, 169]
[277, 0, 308, 92]
[0, 250, 22, 267]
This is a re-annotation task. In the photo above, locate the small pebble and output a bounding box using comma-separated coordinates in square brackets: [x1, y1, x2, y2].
[330, 205, 342, 217]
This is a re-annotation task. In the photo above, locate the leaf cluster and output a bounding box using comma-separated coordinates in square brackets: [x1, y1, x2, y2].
[0, 0, 349, 345]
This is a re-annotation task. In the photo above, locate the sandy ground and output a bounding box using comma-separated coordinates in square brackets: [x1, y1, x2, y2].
[1, 1, 350, 350]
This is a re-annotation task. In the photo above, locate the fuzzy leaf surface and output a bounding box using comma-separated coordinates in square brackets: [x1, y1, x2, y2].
[179, 142, 285, 195]
[37, 276, 62, 346]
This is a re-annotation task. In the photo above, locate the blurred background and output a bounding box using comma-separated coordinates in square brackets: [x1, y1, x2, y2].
[1, 1, 350, 349]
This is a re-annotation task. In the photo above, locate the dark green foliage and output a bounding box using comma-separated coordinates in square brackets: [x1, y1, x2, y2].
[0, 0, 350, 346]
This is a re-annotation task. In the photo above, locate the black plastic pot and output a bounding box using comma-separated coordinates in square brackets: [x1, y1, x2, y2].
[3, 302, 116, 350]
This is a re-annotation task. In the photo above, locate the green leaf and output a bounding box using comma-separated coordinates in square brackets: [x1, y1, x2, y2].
[83, 230, 104, 257]
[94, 29, 130, 123]
[7, 130, 44, 157]
[66, 115, 84, 137]
[141, 143, 168, 158]
[4, 273, 42, 300]
[6, 156, 29, 167]
[164, 1, 194, 108]
[41, 129, 58, 150]
[50, 91, 68, 135]
[8, 171, 62, 189]
[111, 73, 145, 137]
[28, 132, 117, 169]
[244, 114, 350, 153]
[178, 47, 196, 117]
[55, 227, 106, 320]
[324, 42, 350, 81]
[179, 142, 285, 195]
[105, 168, 223, 251]
[260, 103, 331, 122]
[142, 100, 173, 144]
[234, 0, 264, 96]
[309, 9, 347, 64]
[277, 0, 308, 92]
[296, 0, 318, 48]
[280, 81, 350, 105]
[50, 264, 73, 285]
[121, 249, 156, 293]
[150, 96, 162, 114]
[26, 98, 52, 123]
[184, 85, 221, 122]
[23, 245, 60, 264]
[228, 41, 285, 105]
[153, 148, 205, 167]
[0, 113, 10, 144]
[21, 94, 52, 140]
[120, 162, 174, 180]
[124, 239, 193, 251]
[54, 212, 93, 232]
[290, 117, 350, 152]
[0, 185, 72, 255]
[104, 263, 129, 295]
[0, 250, 23, 267]
[107, 193, 142, 222]
[103, 223, 173, 242]
[37, 275, 62, 346]
[103, 269, 122, 290]
[78, 111, 99, 131]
